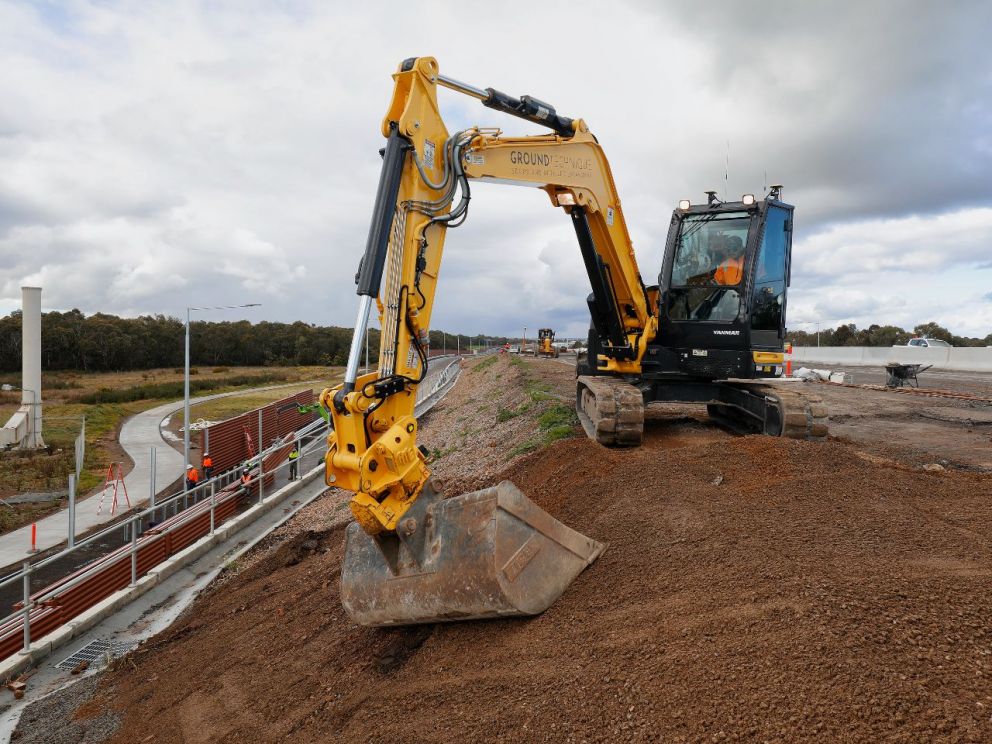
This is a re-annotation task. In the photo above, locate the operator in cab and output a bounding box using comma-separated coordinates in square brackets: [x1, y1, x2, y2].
[712, 235, 745, 285]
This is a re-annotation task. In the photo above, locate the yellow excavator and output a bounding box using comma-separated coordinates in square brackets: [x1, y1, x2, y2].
[321, 57, 826, 627]
[534, 328, 559, 358]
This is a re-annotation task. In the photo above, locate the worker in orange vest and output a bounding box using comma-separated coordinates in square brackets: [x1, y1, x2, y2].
[712, 235, 745, 286]
[240, 468, 252, 490]
[185, 465, 200, 492]
[202, 452, 214, 480]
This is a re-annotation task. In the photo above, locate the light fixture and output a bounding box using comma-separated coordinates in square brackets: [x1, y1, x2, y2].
[678, 199, 691, 210]
[742, 193, 755, 206]
[556, 192, 576, 206]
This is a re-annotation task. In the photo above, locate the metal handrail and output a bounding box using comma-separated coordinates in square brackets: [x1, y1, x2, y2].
[2, 354, 466, 656]
[0, 419, 330, 656]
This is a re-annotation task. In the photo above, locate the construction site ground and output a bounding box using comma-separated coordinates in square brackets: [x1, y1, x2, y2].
[14, 355, 992, 743]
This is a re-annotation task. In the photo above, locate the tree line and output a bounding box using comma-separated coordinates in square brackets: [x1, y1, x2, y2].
[787, 322, 992, 348]
[0, 309, 514, 372]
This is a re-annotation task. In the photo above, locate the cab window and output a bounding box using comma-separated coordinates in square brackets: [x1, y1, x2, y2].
[668, 212, 750, 322]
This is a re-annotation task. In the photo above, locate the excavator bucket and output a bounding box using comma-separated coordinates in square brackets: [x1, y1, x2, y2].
[340, 480, 605, 626]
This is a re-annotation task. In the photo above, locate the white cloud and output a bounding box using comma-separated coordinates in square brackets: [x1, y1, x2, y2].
[789, 207, 992, 336]
[0, 0, 990, 342]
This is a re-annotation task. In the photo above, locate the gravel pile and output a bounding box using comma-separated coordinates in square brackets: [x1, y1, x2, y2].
[419, 354, 560, 493]
[12, 676, 119, 744]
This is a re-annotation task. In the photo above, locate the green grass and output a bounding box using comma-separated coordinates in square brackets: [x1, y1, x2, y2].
[528, 388, 555, 403]
[427, 445, 459, 462]
[474, 355, 498, 372]
[507, 439, 540, 458]
[504, 403, 579, 461]
[0, 500, 66, 534]
[0, 401, 140, 495]
[496, 407, 520, 423]
[538, 403, 577, 431]
[538, 403, 579, 444]
[75, 372, 289, 404]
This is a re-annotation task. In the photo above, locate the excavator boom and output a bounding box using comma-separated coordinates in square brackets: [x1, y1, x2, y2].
[322, 57, 611, 626]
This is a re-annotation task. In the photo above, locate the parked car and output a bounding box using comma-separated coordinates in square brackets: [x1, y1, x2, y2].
[905, 337, 951, 348]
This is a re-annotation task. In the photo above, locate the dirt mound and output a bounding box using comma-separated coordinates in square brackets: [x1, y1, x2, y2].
[30, 356, 992, 742]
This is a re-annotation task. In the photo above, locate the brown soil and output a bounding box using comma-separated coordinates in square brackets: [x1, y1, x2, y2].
[33, 356, 992, 743]
[810, 382, 992, 471]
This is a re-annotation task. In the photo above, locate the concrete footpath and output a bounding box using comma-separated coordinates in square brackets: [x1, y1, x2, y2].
[0, 381, 324, 568]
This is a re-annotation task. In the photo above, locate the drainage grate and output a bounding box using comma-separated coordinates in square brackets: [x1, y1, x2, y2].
[55, 638, 136, 671]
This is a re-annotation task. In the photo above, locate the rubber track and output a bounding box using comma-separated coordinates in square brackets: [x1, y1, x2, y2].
[576, 376, 644, 446]
[746, 384, 829, 440]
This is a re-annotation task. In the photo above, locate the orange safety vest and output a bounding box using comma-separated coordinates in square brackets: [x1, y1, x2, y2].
[202, 455, 213, 468]
[713, 257, 743, 286]
[241, 473, 251, 485]
[187, 467, 200, 483]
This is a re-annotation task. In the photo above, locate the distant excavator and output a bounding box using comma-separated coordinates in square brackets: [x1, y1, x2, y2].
[321, 57, 827, 627]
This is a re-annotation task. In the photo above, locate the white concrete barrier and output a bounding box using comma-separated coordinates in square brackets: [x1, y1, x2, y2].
[791, 346, 992, 372]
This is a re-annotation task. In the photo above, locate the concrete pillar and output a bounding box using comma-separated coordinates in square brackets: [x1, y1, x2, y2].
[21, 287, 43, 449]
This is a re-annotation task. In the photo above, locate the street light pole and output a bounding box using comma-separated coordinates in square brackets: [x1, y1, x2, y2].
[183, 306, 191, 478]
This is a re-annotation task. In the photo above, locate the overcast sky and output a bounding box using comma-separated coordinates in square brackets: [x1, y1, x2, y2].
[2, 0, 991, 339]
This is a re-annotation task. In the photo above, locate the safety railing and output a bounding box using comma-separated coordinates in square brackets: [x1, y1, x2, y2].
[415, 355, 463, 417]
[0, 355, 467, 664]
[0, 417, 330, 662]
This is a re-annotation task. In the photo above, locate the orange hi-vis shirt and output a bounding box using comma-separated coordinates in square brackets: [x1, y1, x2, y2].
[187, 467, 200, 483]
[202, 455, 213, 468]
[713, 257, 744, 286]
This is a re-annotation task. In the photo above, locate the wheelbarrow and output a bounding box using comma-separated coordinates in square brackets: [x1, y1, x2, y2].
[885, 363, 932, 388]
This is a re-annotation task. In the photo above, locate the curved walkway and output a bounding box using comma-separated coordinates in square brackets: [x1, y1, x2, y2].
[0, 380, 328, 568]
[119, 380, 326, 503]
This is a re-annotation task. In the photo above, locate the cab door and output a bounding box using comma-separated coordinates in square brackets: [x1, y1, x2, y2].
[748, 203, 793, 350]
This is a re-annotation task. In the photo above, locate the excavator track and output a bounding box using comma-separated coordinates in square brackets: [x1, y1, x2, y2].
[576, 375, 644, 446]
[711, 383, 829, 440]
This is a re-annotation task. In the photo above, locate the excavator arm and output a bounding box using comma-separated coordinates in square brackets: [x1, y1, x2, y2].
[319, 57, 621, 626]
[461, 129, 656, 366]
[321, 57, 651, 539]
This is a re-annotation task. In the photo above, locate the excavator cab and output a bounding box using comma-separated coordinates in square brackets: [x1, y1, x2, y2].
[654, 190, 793, 379]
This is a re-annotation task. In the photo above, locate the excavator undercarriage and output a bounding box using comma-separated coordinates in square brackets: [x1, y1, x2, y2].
[576, 376, 827, 446]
